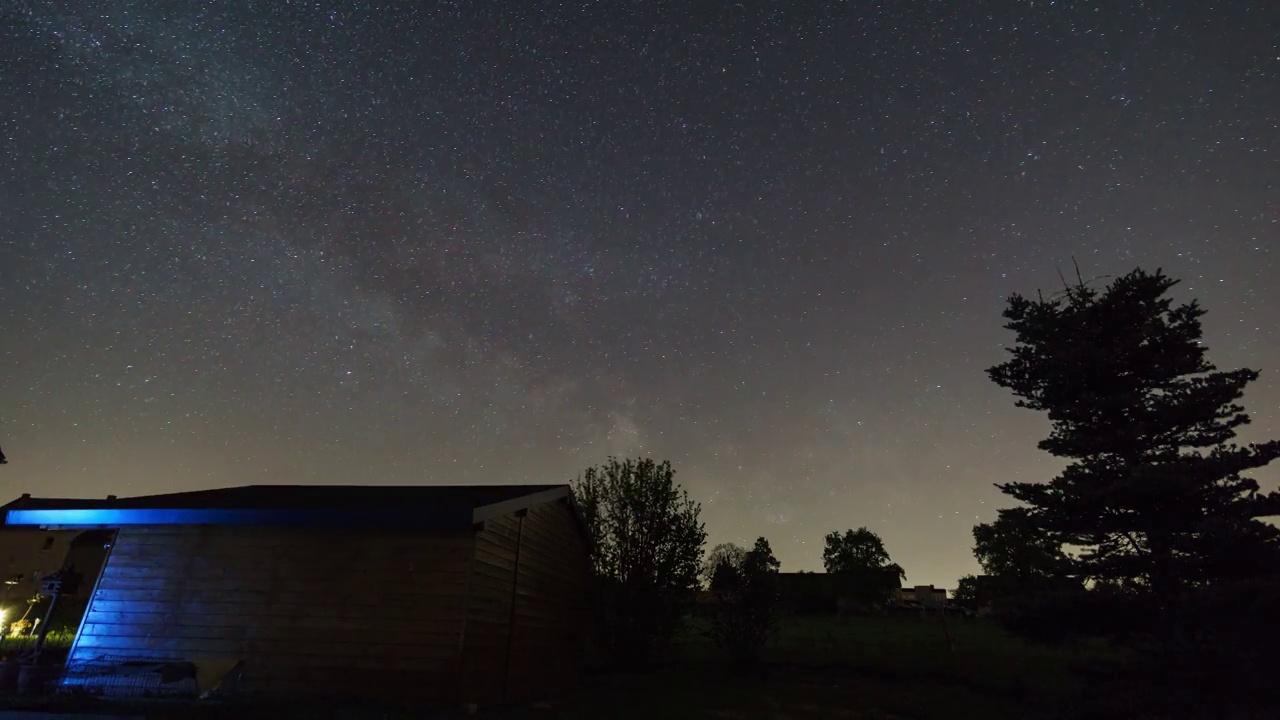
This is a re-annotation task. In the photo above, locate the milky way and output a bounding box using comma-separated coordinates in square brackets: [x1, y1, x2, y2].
[2, 1, 1277, 585]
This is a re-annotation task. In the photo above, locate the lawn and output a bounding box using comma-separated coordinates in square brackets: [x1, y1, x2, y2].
[0, 628, 74, 661]
[480, 613, 1108, 720]
[0, 615, 1103, 719]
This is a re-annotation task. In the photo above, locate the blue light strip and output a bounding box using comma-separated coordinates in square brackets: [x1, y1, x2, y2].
[2, 506, 470, 528]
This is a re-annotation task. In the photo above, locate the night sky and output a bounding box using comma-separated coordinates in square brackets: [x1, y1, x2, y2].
[2, 1, 1277, 587]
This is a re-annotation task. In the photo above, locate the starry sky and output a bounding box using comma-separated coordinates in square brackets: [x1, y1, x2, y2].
[1, 1, 1277, 587]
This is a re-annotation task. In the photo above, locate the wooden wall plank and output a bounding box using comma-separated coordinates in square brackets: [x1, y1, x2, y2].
[84, 587, 464, 606]
[73, 634, 460, 661]
[455, 500, 590, 707]
[457, 515, 519, 706]
[67, 524, 475, 705]
[502, 501, 591, 704]
[80, 621, 463, 643]
[82, 597, 468, 621]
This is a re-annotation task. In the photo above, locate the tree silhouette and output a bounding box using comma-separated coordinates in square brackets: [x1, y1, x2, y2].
[701, 542, 747, 589]
[952, 574, 980, 611]
[973, 511, 1069, 582]
[822, 528, 905, 609]
[709, 536, 781, 668]
[971, 510, 1078, 617]
[573, 457, 707, 666]
[987, 268, 1280, 601]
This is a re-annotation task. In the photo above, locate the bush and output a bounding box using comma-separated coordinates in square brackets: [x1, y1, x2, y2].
[1060, 579, 1280, 719]
[574, 457, 707, 668]
[709, 537, 780, 670]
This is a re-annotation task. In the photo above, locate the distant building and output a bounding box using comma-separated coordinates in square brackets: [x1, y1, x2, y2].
[705, 573, 959, 616]
[894, 585, 948, 609]
[776, 571, 839, 614]
[697, 572, 840, 615]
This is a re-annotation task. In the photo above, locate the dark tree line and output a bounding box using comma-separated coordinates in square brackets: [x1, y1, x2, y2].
[822, 528, 905, 610]
[570, 268, 1280, 716]
[574, 458, 912, 671]
[978, 267, 1280, 717]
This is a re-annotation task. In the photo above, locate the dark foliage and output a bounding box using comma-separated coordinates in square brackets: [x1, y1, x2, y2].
[973, 511, 1069, 582]
[821, 528, 905, 610]
[776, 571, 839, 615]
[709, 536, 781, 669]
[701, 542, 747, 589]
[573, 457, 707, 668]
[972, 511, 1085, 633]
[983, 268, 1280, 613]
[990, 578, 1148, 645]
[1062, 579, 1280, 720]
[984, 267, 1280, 716]
[951, 574, 979, 611]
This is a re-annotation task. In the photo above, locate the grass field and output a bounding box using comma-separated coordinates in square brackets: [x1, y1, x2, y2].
[0, 615, 1104, 719]
[483, 613, 1109, 720]
[0, 629, 74, 659]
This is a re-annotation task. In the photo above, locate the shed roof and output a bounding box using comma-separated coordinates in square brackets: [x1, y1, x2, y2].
[1, 484, 573, 530]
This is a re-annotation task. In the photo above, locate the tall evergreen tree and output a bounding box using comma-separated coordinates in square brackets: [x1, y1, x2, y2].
[986, 268, 1280, 599]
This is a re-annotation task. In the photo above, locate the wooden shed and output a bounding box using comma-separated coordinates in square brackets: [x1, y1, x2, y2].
[0, 484, 592, 707]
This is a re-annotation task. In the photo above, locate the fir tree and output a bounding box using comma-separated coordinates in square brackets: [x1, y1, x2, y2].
[986, 268, 1280, 599]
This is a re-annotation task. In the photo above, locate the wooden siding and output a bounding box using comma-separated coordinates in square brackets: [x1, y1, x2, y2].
[459, 514, 520, 704]
[459, 500, 590, 705]
[503, 500, 591, 703]
[69, 525, 473, 701]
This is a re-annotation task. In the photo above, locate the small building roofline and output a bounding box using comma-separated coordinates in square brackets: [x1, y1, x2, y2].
[2, 506, 471, 529]
[1, 484, 577, 531]
[472, 485, 572, 524]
